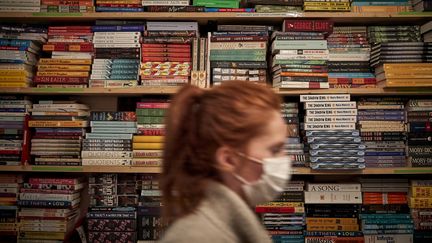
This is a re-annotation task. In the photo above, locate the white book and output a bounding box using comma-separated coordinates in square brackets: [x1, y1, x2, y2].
[300, 94, 351, 102]
[306, 183, 361, 192]
[146, 21, 198, 31]
[304, 191, 362, 204]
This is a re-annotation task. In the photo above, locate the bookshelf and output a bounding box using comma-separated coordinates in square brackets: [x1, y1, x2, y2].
[2, 87, 432, 96]
[0, 12, 431, 175]
[0, 12, 431, 24]
[0, 166, 431, 175]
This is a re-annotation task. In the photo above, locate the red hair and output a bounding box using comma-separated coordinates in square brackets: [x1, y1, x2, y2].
[161, 81, 281, 223]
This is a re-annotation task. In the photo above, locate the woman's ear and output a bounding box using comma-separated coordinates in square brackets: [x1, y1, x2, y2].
[215, 146, 240, 172]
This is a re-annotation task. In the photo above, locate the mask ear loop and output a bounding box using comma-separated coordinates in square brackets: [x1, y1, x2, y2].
[235, 152, 264, 165]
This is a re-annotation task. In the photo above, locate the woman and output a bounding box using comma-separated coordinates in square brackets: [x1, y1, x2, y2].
[160, 81, 292, 243]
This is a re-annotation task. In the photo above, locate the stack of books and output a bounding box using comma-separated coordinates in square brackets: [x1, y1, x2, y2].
[245, 0, 303, 13]
[256, 181, 305, 242]
[301, 94, 365, 170]
[351, 0, 412, 12]
[18, 176, 84, 242]
[137, 174, 164, 241]
[210, 25, 269, 86]
[40, 0, 94, 12]
[29, 101, 89, 166]
[357, 98, 408, 168]
[304, 183, 363, 242]
[303, 0, 351, 12]
[360, 178, 414, 243]
[0, 174, 22, 241]
[83, 111, 137, 166]
[132, 101, 168, 167]
[375, 62, 432, 88]
[327, 26, 376, 88]
[271, 20, 332, 89]
[88, 174, 138, 242]
[0, 25, 46, 87]
[0, 96, 31, 166]
[95, 0, 143, 12]
[282, 102, 307, 167]
[410, 180, 432, 243]
[37, 26, 93, 88]
[0, 0, 40, 12]
[406, 99, 432, 167]
[368, 25, 421, 44]
[140, 21, 197, 87]
[90, 22, 143, 88]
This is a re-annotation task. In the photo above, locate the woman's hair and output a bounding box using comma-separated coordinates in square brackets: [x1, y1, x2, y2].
[161, 81, 281, 223]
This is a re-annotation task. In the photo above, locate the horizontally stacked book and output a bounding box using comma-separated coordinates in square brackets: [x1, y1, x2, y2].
[271, 20, 331, 89]
[209, 24, 270, 86]
[0, 25, 46, 88]
[29, 101, 89, 166]
[38, 26, 93, 88]
[87, 174, 139, 242]
[83, 111, 137, 166]
[132, 101, 168, 167]
[301, 94, 365, 170]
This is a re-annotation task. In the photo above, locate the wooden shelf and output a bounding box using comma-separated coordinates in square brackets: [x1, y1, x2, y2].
[1, 166, 432, 175]
[0, 12, 431, 24]
[0, 165, 161, 173]
[2, 87, 432, 96]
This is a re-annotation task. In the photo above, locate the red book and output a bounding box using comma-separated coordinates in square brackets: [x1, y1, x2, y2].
[283, 20, 333, 33]
[255, 206, 296, 213]
[98, 4, 141, 7]
[141, 44, 190, 49]
[137, 128, 165, 136]
[28, 178, 82, 185]
[34, 77, 88, 84]
[20, 114, 31, 165]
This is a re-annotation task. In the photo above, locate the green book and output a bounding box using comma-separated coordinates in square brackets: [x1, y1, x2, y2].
[136, 109, 167, 117]
[193, 0, 239, 8]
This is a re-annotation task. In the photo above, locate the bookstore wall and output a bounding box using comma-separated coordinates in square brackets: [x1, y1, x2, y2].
[1, 0, 432, 243]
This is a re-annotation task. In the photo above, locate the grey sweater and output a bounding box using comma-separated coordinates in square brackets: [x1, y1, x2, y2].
[159, 182, 272, 243]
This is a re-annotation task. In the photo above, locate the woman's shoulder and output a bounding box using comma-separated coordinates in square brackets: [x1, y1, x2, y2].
[159, 207, 237, 243]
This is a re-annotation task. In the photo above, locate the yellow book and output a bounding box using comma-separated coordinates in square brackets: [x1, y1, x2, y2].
[306, 218, 358, 225]
[37, 65, 91, 71]
[256, 202, 304, 207]
[411, 187, 432, 198]
[133, 143, 164, 150]
[306, 224, 359, 231]
[133, 136, 164, 143]
[38, 58, 92, 65]
[29, 120, 88, 128]
[0, 76, 30, 82]
[0, 83, 29, 87]
[36, 71, 89, 77]
[409, 197, 432, 208]
[0, 70, 32, 76]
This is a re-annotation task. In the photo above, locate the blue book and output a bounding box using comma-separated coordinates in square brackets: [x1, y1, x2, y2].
[204, 7, 255, 12]
[95, 7, 144, 12]
[329, 72, 375, 78]
[0, 39, 33, 47]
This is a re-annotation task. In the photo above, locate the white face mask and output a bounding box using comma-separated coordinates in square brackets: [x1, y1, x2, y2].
[234, 152, 292, 206]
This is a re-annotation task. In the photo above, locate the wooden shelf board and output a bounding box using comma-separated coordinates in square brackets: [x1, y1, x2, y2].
[0, 166, 161, 173]
[2, 87, 432, 96]
[1, 166, 431, 174]
[0, 12, 431, 24]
